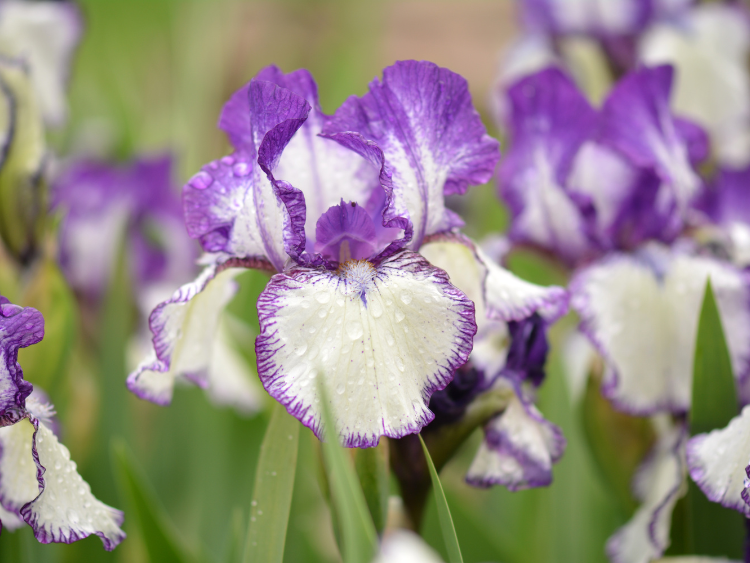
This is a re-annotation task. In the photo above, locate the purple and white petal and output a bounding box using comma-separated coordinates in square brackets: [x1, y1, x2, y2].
[0, 1, 82, 127]
[0, 297, 43, 426]
[0, 418, 38, 518]
[499, 68, 598, 264]
[639, 4, 750, 168]
[599, 65, 706, 217]
[248, 66, 381, 245]
[256, 250, 476, 448]
[606, 419, 687, 563]
[687, 405, 750, 516]
[183, 80, 310, 270]
[373, 530, 445, 563]
[127, 266, 243, 405]
[324, 60, 500, 249]
[0, 502, 23, 531]
[466, 380, 565, 490]
[521, 0, 651, 36]
[18, 416, 125, 550]
[571, 244, 750, 415]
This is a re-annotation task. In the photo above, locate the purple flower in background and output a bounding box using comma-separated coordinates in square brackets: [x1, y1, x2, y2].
[0, 296, 125, 549]
[130, 60, 569, 449]
[497, 65, 708, 266]
[52, 155, 197, 300]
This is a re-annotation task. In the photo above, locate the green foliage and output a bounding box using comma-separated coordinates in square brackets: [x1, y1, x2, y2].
[354, 439, 390, 534]
[319, 388, 378, 563]
[18, 259, 78, 394]
[419, 434, 463, 563]
[244, 402, 300, 563]
[113, 440, 201, 563]
[0, 59, 45, 261]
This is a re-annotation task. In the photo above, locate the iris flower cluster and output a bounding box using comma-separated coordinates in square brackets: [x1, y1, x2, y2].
[497, 0, 750, 561]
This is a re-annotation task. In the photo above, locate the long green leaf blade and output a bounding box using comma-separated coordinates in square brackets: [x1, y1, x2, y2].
[319, 388, 378, 563]
[419, 434, 463, 563]
[112, 440, 198, 563]
[682, 279, 744, 557]
[243, 401, 300, 563]
[691, 279, 738, 435]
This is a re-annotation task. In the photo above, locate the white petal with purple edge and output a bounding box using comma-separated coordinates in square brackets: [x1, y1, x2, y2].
[127, 266, 242, 405]
[21, 418, 125, 550]
[687, 405, 750, 515]
[256, 250, 476, 448]
[466, 381, 565, 490]
[0, 1, 81, 126]
[571, 246, 750, 414]
[607, 420, 687, 563]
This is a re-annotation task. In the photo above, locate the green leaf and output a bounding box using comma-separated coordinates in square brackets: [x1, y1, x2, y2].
[0, 58, 46, 260]
[112, 440, 200, 563]
[418, 434, 463, 563]
[319, 386, 378, 563]
[18, 259, 78, 394]
[676, 279, 745, 557]
[243, 402, 300, 563]
[690, 279, 738, 435]
[354, 439, 390, 534]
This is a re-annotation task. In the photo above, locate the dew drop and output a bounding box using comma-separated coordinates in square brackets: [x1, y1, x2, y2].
[301, 300, 311, 309]
[189, 171, 213, 190]
[315, 291, 331, 304]
[336, 383, 346, 395]
[396, 357, 406, 372]
[385, 332, 395, 346]
[369, 299, 383, 318]
[295, 342, 308, 356]
[400, 292, 412, 305]
[221, 155, 235, 166]
[346, 320, 364, 340]
[233, 162, 250, 177]
[318, 309, 327, 319]
[395, 309, 405, 323]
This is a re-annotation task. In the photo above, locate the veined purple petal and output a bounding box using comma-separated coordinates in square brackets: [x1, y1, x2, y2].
[466, 378, 565, 491]
[314, 200, 378, 263]
[324, 60, 500, 249]
[0, 297, 43, 427]
[504, 313, 549, 387]
[251, 66, 381, 248]
[127, 265, 243, 405]
[183, 80, 310, 270]
[599, 65, 706, 220]
[570, 244, 750, 415]
[255, 250, 476, 448]
[687, 405, 750, 516]
[499, 68, 599, 264]
[0, 0, 83, 127]
[606, 419, 687, 563]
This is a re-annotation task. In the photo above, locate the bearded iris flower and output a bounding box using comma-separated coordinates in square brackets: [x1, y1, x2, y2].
[128, 60, 570, 449]
[0, 296, 125, 548]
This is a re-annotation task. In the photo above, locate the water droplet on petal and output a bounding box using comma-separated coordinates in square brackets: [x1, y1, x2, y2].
[395, 309, 405, 323]
[336, 383, 346, 395]
[189, 171, 213, 190]
[233, 162, 250, 177]
[346, 321, 363, 340]
[369, 299, 383, 318]
[315, 291, 331, 304]
[385, 332, 395, 346]
[295, 342, 308, 356]
[400, 292, 412, 305]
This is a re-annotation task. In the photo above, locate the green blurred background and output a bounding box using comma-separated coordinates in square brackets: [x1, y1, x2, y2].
[1, 1, 626, 561]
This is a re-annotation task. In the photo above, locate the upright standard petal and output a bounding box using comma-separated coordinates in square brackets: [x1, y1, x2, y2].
[256, 251, 476, 447]
[127, 266, 243, 405]
[324, 60, 500, 249]
[599, 66, 706, 218]
[499, 68, 598, 264]
[466, 378, 565, 490]
[0, 1, 82, 126]
[0, 298, 43, 426]
[571, 245, 750, 415]
[183, 80, 310, 270]
[606, 420, 687, 563]
[687, 405, 750, 516]
[521, 0, 651, 36]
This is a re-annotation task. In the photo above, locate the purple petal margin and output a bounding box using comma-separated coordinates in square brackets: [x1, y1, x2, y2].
[255, 249, 476, 448]
[0, 297, 44, 426]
